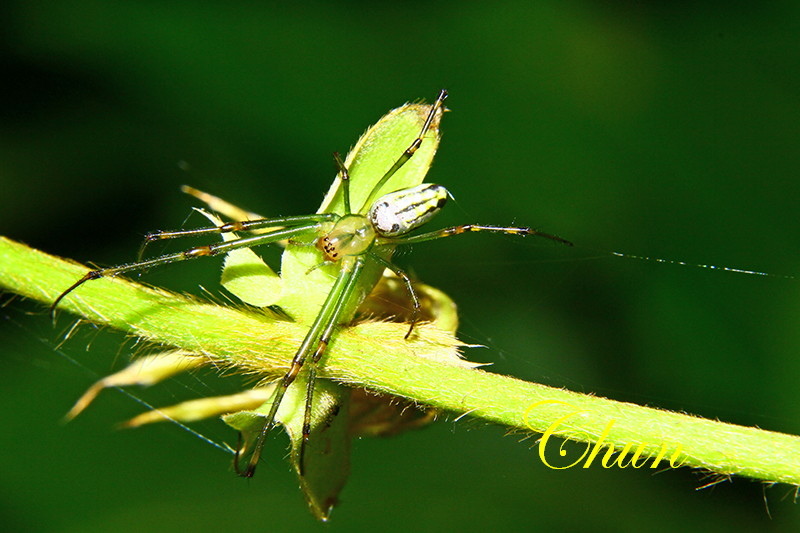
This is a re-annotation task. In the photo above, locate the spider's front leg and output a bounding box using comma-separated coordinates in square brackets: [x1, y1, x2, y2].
[384, 224, 574, 247]
[50, 222, 328, 318]
[235, 256, 366, 478]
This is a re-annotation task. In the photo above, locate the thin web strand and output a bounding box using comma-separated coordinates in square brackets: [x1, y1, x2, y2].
[609, 251, 795, 280]
[12, 313, 233, 455]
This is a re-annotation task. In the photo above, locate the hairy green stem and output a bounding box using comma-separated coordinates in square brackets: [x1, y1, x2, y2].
[3, 235, 800, 485]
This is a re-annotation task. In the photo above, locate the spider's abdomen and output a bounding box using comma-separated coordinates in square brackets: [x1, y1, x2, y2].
[368, 184, 448, 237]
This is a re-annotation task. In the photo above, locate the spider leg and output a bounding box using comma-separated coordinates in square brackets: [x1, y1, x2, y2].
[299, 255, 366, 476]
[50, 222, 324, 317]
[358, 89, 448, 213]
[382, 224, 574, 247]
[137, 213, 335, 260]
[142, 214, 335, 243]
[369, 253, 421, 339]
[332, 152, 352, 215]
[236, 255, 366, 478]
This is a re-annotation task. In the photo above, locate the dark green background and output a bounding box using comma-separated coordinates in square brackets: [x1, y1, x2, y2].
[2, 2, 799, 531]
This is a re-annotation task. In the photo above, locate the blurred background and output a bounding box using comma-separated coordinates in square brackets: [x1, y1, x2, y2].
[2, 1, 799, 531]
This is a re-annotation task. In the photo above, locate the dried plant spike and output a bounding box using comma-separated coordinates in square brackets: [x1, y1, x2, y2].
[122, 387, 275, 428]
[63, 351, 203, 421]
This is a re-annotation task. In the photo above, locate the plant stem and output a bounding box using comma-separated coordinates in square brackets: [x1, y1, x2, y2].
[3, 235, 800, 485]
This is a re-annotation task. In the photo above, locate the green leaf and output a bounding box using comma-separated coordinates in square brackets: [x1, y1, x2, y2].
[195, 209, 282, 307]
[281, 377, 350, 522]
[222, 379, 350, 522]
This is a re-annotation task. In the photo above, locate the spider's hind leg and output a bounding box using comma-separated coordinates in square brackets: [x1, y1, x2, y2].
[357, 89, 448, 214]
[368, 253, 421, 339]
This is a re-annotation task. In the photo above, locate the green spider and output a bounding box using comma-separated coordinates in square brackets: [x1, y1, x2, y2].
[51, 89, 572, 478]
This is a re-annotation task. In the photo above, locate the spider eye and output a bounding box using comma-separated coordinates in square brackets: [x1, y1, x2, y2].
[369, 184, 448, 237]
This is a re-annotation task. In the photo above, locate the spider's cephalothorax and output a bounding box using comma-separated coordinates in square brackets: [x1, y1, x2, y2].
[316, 183, 449, 262]
[50, 89, 572, 486]
[316, 215, 375, 262]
